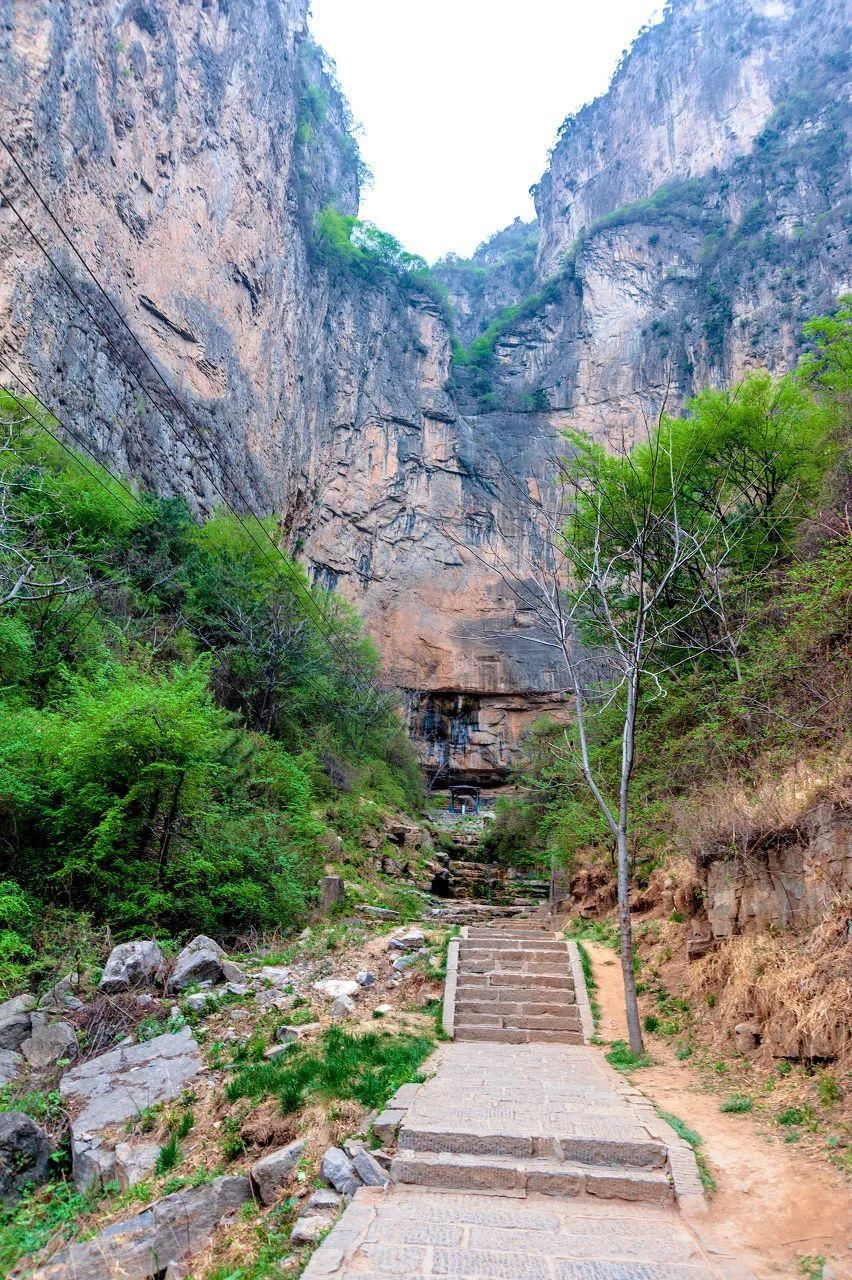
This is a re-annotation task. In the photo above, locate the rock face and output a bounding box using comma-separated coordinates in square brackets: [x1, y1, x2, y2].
[32, 1175, 251, 1279]
[697, 797, 852, 942]
[59, 1026, 203, 1189]
[1, 0, 849, 780]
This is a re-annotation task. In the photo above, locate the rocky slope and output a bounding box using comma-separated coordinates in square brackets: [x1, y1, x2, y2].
[1, 0, 849, 781]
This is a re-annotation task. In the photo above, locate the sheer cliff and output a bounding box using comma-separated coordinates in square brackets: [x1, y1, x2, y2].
[1, 0, 849, 782]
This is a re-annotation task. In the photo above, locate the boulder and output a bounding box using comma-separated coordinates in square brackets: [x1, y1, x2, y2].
[307, 1187, 341, 1210]
[250, 1138, 306, 1204]
[32, 1175, 251, 1279]
[331, 994, 356, 1020]
[0, 1111, 52, 1203]
[352, 1149, 390, 1187]
[21, 1019, 78, 1072]
[114, 1140, 160, 1188]
[320, 1146, 361, 1196]
[291, 1213, 332, 1245]
[220, 959, 247, 985]
[319, 875, 345, 913]
[312, 979, 359, 1001]
[60, 1026, 203, 1189]
[0, 993, 35, 1051]
[169, 936, 227, 992]
[388, 929, 425, 952]
[99, 940, 166, 994]
[0, 1048, 23, 1085]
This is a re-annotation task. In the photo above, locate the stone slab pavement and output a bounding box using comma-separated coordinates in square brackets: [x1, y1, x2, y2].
[303, 1042, 750, 1279]
[301, 1186, 750, 1279]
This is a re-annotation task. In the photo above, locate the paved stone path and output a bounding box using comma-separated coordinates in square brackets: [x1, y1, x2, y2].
[304, 921, 751, 1279]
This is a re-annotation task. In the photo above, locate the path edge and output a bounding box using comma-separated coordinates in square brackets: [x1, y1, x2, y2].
[442, 937, 460, 1038]
[566, 939, 594, 1044]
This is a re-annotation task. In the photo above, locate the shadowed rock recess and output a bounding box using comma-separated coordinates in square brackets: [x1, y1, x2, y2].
[1, 0, 848, 779]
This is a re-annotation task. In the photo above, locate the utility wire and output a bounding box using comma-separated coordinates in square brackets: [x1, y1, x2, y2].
[0, 358, 397, 734]
[0, 142, 395, 714]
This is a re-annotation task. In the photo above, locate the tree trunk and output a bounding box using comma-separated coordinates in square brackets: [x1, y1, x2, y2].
[616, 825, 644, 1055]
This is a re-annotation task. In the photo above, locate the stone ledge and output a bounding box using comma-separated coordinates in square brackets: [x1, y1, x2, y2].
[566, 940, 595, 1044]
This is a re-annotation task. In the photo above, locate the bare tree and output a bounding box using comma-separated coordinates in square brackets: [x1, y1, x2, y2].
[439, 389, 794, 1054]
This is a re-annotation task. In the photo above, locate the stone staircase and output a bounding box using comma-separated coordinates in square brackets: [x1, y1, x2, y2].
[453, 919, 583, 1044]
[389, 1041, 674, 1205]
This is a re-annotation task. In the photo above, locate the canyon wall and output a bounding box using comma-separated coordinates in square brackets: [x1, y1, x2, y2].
[1, 0, 849, 781]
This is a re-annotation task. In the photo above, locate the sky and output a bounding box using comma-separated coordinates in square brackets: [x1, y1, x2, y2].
[308, 0, 663, 263]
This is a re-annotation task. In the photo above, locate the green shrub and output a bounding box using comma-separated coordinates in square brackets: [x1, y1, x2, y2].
[720, 1094, 753, 1114]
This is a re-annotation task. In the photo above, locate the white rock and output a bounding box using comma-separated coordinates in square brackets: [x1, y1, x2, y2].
[257, 966, 292, 987]
[99, 940, 166, 994]
[291, 1213, 331, 1245]
[331, 994, 356, 1020]
[312, 979, 359, 1001]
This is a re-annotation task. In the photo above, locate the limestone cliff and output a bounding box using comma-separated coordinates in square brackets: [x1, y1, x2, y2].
[1, 0, 849, 783]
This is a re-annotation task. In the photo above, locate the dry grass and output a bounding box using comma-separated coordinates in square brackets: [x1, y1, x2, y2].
[690, 896, 852, 1063]
[674, 748, 852, 867]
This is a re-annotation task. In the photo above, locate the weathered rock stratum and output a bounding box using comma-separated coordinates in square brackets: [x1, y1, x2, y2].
[1, 0, 849, 779]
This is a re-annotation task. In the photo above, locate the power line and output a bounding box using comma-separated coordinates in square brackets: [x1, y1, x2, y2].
[0, 360, 397, 731]
[0, 142, 394, 714]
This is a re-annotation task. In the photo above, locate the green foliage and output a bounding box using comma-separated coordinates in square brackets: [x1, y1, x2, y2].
[656, 1108, 717, 1192]
[0, 1181, 102, 1273]
[0, 396, 422, 956]
[720, 1094, 753, 1114]
[225, 1025, 434, 1113]
[312, 207, 450, 318]
[452, 276, 561, 371]
[816, 1074, 843, 1107]
[574, 940, 600, 1029]
[605, 1040, 652, 1071]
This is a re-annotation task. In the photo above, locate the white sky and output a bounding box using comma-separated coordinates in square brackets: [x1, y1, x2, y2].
[308, 0, 663, 263]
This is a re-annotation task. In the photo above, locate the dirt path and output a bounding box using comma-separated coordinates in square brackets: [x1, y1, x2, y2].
[584, 940, 852, 1279]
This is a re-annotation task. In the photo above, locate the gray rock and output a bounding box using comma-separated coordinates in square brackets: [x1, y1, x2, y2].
[100, 940, 167, 994]
[291, 1213, 331, 1245]
[342, 1137, 366, 1157]
[352, 1148, 391, 1187]
[307, 1187, 341, 1210]
[225, 982, 251, 997]
[169, 935, 227, 992]
[183, 992, 212, 1014]
[319, 875, 345, 913]
[320, 1145, 361, 1196]
[734, 1022, 761, 1053]
[358, 906, 399, 920]
[257, 965, 292, 987]
[388, 929, 424, 952]
[220, 959, 247, 985]
[33, 1175, 251, 1279]
[74, 1142, 118, 1192]
[0, 1048, 23, 1085]
[38, 973, 83, 1013]
[114, 1140, 160, 1188]
[372, 1109, 404, 1145]
[313, 978, 359, 1001]
[331, 994, 356, 1019]
[391, 954, 418, 973]
[263, 1043, 290, 1060]
[355, 970, 376, 988]
[21, 1019, 78, 1071]
[0, 1111, 52, 1203]
[276, 1022, 320, 1045]
[60, 1026, 202, 1189]
[250, 1138, 306, 1204]
[0, 993, 35, 1051]
[372, 1003, 394, 1017]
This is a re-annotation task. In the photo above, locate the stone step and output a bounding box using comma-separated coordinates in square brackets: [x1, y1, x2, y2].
[459, 943, 568, 957]
[390, 1149, 673, 1204]
[455, 997, 578, 1018]
[460, 956, 570, 972]
[454, 1012, 580, 1032]
[457, 972, 574, 991]
[454, 1025, 584, 1044]
[397, 1125, 668, 1170]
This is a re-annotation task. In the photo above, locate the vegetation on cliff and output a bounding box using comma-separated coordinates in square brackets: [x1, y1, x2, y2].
[0, 398, 422, 992]
[485, 302, 850, 881]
